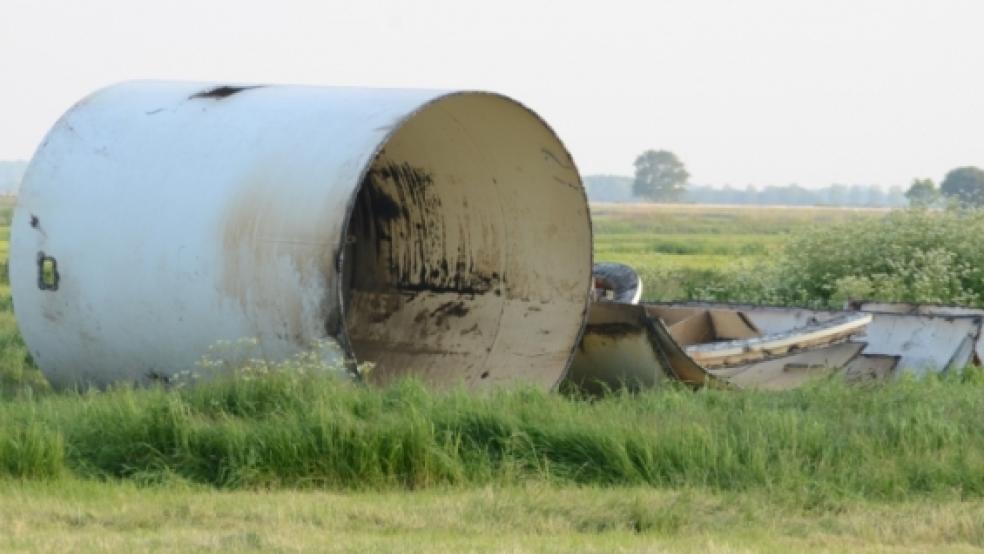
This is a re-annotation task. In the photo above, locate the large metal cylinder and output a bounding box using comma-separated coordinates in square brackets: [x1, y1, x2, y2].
[11, 81, 592, 390]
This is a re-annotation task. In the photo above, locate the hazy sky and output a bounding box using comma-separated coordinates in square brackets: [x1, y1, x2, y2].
[1, 0, 982, 188]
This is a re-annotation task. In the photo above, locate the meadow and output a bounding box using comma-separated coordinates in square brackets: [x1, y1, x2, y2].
[1, 200, 983, 553]
[591, 202, 884, 302]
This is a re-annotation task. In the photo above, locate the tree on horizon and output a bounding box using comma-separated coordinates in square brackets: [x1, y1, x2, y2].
[632, 150, 688, 202]
[940, 167, 984, 207]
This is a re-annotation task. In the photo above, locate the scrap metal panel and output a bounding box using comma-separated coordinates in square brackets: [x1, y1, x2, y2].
[655, 302, 981, 376]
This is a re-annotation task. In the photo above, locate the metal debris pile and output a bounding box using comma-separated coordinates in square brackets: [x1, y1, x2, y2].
[569, 263, 982, 392]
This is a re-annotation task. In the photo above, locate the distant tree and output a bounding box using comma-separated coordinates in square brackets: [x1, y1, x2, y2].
[866, 185, 885, 206]
[848, 184, 867, 206]
[905, 178, 938, 208]
[827, 184, 847, 206]
[582, 175, 634, 203]
[940, 167, 984, 206]
[632, 150, 689, 201]
[744, 184, 758, 205]
[678, 183, 911, 207]
[887, 185, 906, 207]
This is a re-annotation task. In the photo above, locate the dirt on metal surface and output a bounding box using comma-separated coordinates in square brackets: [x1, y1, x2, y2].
[565, 302, 668, 393]
[565, 302, 723, 392]
[711, 341, 866, 390]
[842, 353, 900, 383]
[341, 93, 592, 390]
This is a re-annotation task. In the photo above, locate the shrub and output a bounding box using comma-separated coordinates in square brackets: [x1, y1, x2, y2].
[694, 208, 984, 307]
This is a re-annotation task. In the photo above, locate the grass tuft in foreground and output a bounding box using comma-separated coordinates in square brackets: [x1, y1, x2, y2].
[1, 358, 981, 505]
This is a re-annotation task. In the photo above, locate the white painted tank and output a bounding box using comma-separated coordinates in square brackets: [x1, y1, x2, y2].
[11, 81, 593, 390]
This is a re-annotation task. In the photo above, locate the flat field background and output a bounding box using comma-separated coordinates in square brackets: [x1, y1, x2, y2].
[591, 202, 882, 301]
[1, 200, 982, 554]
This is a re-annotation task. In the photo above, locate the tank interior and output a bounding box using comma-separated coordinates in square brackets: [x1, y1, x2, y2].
[340, 93, 593, 390]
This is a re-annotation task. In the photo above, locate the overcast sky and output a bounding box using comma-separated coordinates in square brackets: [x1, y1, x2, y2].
[1, 0, 982, 188]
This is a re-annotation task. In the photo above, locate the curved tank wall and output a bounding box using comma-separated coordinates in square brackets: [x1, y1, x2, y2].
[10, 81, 593, 390]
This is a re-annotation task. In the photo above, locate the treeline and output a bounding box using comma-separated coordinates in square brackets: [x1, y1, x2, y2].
[584, 174, 907, 207]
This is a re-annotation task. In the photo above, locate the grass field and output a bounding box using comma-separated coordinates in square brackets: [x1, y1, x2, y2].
[591, 203, 884, 301]
[1, 369, 982, 553]
[3, 480, 982, 553]
[1, 200, 982, 553]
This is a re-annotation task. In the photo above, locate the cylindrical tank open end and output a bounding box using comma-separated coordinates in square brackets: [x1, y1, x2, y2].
[339, 93, 593, 390]
[11, 83, 592, 391]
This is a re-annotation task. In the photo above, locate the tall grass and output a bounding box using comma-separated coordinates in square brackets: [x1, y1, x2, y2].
[1, 360, 981, 504]
[0, 285, 48, 393]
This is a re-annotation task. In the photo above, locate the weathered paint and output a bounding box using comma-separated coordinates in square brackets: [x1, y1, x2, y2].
[683, 312, 871, 368]
[11, 81, 593, 390]
[565, 302, 669, 393]
[710, 341, 865, 390]
[656, 302, 981, 376]
[841, 354, 900, 382]
[565, 302, 723, 392]
[848, 301, 984, 363]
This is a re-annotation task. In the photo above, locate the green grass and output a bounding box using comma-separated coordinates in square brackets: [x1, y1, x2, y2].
[591, 203, 885, 301]
[2, 372, 982, 552]
[1, 363, 982, 502]
[593, 203, 984, 308]
[2, 480, 982, 553]
[590, 203, 885, 236]
[0, 201, 46, 392]
[595, 233, 781, 257]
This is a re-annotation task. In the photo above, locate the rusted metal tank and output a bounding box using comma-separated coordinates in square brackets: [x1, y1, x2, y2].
[11, 81, 593, 390]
